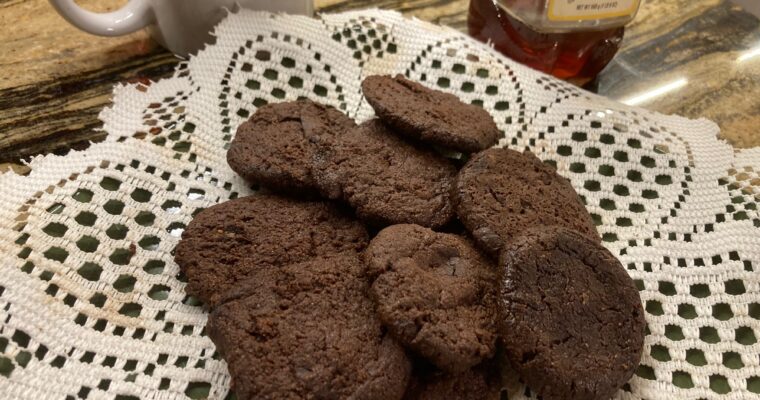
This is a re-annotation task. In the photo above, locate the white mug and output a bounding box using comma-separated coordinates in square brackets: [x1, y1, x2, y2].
[49, 0, 314, 56]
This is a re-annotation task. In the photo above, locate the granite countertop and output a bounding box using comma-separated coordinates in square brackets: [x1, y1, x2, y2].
[1, 0, 758, 175]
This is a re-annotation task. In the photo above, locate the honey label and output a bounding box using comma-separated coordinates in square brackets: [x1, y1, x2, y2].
[548, 0, 640, 21]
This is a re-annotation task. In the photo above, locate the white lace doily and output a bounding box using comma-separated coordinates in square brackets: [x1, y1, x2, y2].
[1, 9, 759, 400]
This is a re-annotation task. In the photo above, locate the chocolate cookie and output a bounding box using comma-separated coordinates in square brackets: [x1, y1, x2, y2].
[366, 224, 498, 372]
[227, 100, 355, 193]
[499, 226, 645, 400]
[362, 75, 501, 152]
[453, 148, 599, 257]
[314, 119, 456, 228]
[208, 253, 412, 400]
[403, 364, 505, 400]
[174, 195, 368, 307]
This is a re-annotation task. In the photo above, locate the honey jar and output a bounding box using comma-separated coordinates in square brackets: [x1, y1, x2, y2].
[468, 0, 642, 86]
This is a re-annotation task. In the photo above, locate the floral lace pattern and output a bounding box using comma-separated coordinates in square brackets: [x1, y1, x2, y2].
[0, 10, 758, 400]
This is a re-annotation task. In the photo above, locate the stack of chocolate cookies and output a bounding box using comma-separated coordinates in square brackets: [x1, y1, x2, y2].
[175, 75, 646, 400]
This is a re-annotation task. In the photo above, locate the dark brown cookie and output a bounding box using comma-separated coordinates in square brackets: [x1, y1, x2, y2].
[453, 147, 599, 257]
[362, 75, 501, 152]
[227, 100, 355, 193]
[314, 119, 456, 228]
[366, 224, 498, 372]
[403, 364, 506, 400]
[208, 253, 412, 400]
[174, 194, 368, 307]
[499, 226, 645, 400]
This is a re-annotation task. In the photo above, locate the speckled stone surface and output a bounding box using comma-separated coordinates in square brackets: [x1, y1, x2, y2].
[598, 0, 760, 149]
[0, 0, 757, 173]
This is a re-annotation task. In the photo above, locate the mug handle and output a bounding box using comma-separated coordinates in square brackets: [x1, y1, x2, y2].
[48, 0, 154, 37]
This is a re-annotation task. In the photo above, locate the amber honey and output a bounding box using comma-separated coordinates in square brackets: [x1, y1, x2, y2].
[468, 0, 629, 86]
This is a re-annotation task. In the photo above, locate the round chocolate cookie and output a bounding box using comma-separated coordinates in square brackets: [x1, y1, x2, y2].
[366, 224, 498, 372]
[453, 147, 599, 257]
[208, 253, 412, 400]
[362, 75, 501, 152]
[403, 364, 506, 400]
[499, 226, 645, 400]
[314, 119, 456, 228]
[174, 194, 368, 307]
[227, 100, 355, 193]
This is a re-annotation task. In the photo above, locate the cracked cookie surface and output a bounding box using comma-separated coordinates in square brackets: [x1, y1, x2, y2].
[362, 74, 501, 152]
[403, 362, 506, 400]
[499, 226, 645, 400]
[314, 120, 456, 228]
[366, 224, 498, 372]
[453, 147, 599, 257]
[174, 195, 368, 307]
[208, 253, 411, 400]
[227, 100, 355, 193]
